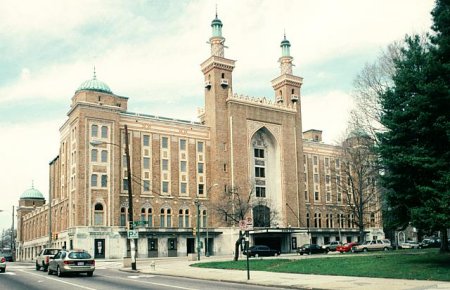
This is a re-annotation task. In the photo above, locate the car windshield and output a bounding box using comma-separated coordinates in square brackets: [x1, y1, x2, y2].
[45, 249, 59, 255]
[68, 252, 91, 259]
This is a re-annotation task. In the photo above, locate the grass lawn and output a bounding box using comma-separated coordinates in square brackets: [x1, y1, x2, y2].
[192, 249, 450, 281]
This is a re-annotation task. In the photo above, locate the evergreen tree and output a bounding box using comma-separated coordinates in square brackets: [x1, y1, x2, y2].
[378, 0, 450, 252]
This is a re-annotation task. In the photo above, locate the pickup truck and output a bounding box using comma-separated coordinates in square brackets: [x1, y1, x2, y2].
[35, 248, 61, 271]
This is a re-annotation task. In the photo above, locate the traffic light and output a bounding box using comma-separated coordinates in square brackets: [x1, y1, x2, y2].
[193, 227, 196, 236]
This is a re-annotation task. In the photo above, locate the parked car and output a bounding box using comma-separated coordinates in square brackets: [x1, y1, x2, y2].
[48, 249, 95, 277]
[0, 256, 6, 273]
[399, 241, 422, 249]
[421, 238, 441, 248]
[322, 241, 343, 252]
[336, 242, 359, 253]
[243, 245, 280, 257]
[0, 251, 13, 262]
[36, 248, 61, 271]
[352, 239, 392, 252]
[297, 244, 328, 255]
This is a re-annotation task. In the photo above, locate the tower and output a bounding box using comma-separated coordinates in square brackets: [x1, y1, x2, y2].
[200, 13, 235, 194]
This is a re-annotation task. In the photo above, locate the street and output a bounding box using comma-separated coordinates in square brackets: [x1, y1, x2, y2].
[1, 263, 281, 290]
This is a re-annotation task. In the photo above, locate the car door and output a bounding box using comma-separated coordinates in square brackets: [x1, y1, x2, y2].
[49, 251, 61, 272]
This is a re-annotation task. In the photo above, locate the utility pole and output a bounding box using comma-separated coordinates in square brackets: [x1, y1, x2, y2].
[125, 125, 136, 270]
[11, 206, 15, 261]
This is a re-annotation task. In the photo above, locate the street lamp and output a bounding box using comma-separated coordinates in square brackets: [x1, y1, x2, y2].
[205, 183, 218, 257]
[90, 124, 136, 270]
[194, 183, 218, 261]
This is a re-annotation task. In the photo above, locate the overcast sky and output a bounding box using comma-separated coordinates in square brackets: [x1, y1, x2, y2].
[0, 0, 434, 232]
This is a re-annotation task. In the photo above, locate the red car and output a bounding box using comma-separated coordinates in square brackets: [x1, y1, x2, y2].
[336, 242, 359, 253]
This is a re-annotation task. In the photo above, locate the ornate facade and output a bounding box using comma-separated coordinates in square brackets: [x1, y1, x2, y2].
[16, 15, 383, 260]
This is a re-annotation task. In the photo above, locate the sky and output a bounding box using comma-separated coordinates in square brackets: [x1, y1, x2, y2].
[0, 0, 434, 231]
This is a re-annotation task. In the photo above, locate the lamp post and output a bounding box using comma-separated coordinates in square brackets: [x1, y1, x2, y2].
[90, 124, 136, 270]
[194, 199, 201, 261]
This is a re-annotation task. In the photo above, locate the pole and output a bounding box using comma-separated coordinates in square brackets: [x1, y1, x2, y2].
[206, 214, 209, 257]
[246, 230, 250, 280]
[48, 162, 52, 248]
[11, 206, 15, 261]
[196, 200, 201, 261]
[125, 125, 136, 270]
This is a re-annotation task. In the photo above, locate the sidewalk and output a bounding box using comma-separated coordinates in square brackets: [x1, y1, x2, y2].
[120, 254, 450, 290]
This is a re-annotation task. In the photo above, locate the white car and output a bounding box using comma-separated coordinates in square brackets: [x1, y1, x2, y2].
[400, 241, 421, 249]
[0, 256, 6, 273]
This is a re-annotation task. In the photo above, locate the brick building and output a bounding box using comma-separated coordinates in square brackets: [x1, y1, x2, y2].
[16, 15, 384, 261]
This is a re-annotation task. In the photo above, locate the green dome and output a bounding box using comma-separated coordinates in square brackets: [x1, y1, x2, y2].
[211, 17, 223, 27]
[76, 71, 113, 94]
[20, 186, 44, 200]
[281, 38, 291, 47]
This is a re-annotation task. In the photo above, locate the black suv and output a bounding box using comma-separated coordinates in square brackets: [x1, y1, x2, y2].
[243, 245, 280, 257]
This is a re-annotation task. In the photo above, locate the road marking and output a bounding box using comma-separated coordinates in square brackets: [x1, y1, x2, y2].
[18, 269, 97, 290]
[102, 274, 197, 290]
[4, 272, 16, 275]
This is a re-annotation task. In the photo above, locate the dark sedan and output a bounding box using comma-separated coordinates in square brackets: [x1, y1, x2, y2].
[296, 244, 328, 255]
[243, 245, 281, 257]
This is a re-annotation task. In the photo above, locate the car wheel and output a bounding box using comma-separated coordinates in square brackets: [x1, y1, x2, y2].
[363, 248, 368, 252]
[42, 262, 48, 272]
[300, 252, 304, 255]
[384, 247, 389, 251]
[36, 262, 41, 271]
[325, 248, 330, 253]
[255, 253, 259, 258]
[87, 271, 93, 277]
[57, 266, 64, 277]
[340, 251, 344, 254]
[0, 268, 5, 273]
[48, 268, 53, 275]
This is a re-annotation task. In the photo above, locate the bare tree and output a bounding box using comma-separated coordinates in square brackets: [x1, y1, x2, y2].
[214, 184, 279, 260]
[334, 130, 382, 243]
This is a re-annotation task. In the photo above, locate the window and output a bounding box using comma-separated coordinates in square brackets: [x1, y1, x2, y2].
[91, 174, 98, 187]
[326, 191, 331, 202]
[143, 157, 150, 169]
[197, 142, 204, 153]
[160, 209, 165, 227]
[254, 148, 264, 158]
[314, 212, 322, 228]
[123, 178, 128, 191]
[325, 175, 330, 183]
[304, 190, 309, 201]
[143, 135, 150, 146]
[101, 126, 108, 138]
[314, 174, 319, 183]
[143, 180, 150, 192]
[306, 213, 310, 228]
[101, 175, 108, 187]
[198, 184, 204, 195]
[94, 203, 104, 226]
[161, 137, 169, 149]
[180, 182, 187, 194]
[147, 208, 153, 227]
[180, 161, 187, 172]
[336, 159, 340, 168]
[91, 149, 98, 162]
[120, 207, 126, 226]
[256, 187, 266, 197]
[370, 213, 375, 227]
[167, 209, 172, 227]
[178, 209, 184, 228]
[162, 159, 169, 171]
[179, 139, 186, 151]
[202, 210, 207, 228]
[162, 181, 169, 194]
[314, 191, 319, 201]
[101, 150, 108, 162]
[198, 163, 204, 174]
[325, 158, 329, 167]
[91, 125, 98, 137]
[313, 156, 318, 165]
[255, 167, 265, 178]
[337, 191, 342, 202]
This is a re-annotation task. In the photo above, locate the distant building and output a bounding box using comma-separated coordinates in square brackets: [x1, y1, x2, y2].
[16, 15, 383, 260]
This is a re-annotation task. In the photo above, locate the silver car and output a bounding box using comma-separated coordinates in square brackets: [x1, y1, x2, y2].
[48, 249, 95, 277]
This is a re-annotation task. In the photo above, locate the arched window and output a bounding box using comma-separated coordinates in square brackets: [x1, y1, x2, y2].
[141, 208, 146, 222]
[314, 212, 322, 228]
[147, 208, 153, 227]
[370, 212, 375, 227]
[101, 150, 108, 162]
[160, 208, 166, 227]
[91, 124, 98, 137]
[120, 207, 126, 226]
[101, 126, 108, 138]
[91, 149, 98, 162]
[253, 205, 270, 227]
[167, 208, 172, 227]
[178, 209, 184, 228]
[184, 209, 189, 228]
[94, 203, 104, 226]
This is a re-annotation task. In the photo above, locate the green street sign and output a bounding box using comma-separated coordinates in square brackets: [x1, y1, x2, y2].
[127, 230, 138, 239]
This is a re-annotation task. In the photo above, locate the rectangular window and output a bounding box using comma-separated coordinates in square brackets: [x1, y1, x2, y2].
[314, 174, 319, 183]
[101, 175, 108, 187]
[325, 158, 329, 167]
[180, 182, 187, 194]
[336, 158, 340, 168]
[198, 184, 204, 195]
[314, 191, 319, 201]
[162, 181, 169, 193]
[179, 139, 186, 151]
[254, 148, 264, 158]
[198, 163, 204, 174]
[101, 150, 108, 162]
[313, 156, 318, 165]
[304, 190, 309, 201]
[91, 149, 98, 162]
[162, 159, 169, 171]
[180, 161, 187, 172]
[160, 215, 165, 227]
[143, 135, 150, 146]
[255, 167, 265, 178]
[143, 180, 150, 192]
[326, 191, 331, 202]
[256, 187, 266, 197]
[91, 125, 98, 137]
[101, 126, 108, 138]
[197, 142, 204, 153]
[91, 174, 98, 187]
[325, 175, 330, 183]
[123, 179, 128, 191]
[143, 157, 150, 169]
[161, 137, 168, 149]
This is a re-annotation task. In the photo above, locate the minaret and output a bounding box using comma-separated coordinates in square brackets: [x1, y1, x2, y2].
[210, 12, 225, 57]
[271, 33, 303, 105]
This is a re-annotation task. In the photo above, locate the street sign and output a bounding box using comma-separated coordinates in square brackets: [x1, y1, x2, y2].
[246, 217, 253, 230]
[239, 218, 254, 231]
[239, 220, 247, 231]
[127, 230, 138, 239]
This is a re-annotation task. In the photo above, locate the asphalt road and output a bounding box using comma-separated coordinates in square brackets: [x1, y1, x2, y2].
[1, 263, 281, 290]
